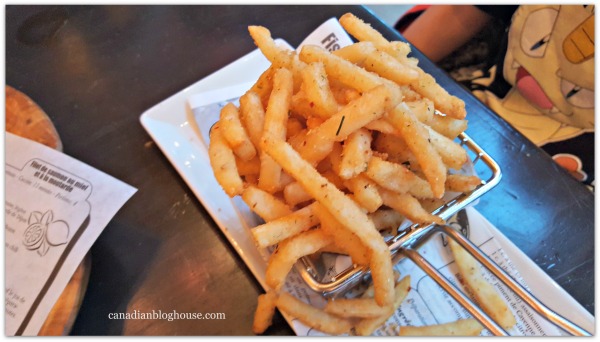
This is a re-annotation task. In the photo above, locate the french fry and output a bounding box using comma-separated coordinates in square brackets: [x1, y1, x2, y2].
[425, 126, 469, 170]
[362, 48, 419, 85]
[379, 187, 444, 225]
[266, 229, 332, 292]
[296, 85, 390, 165]
[314, 202, 370, 266]
[398, 318, 484, 336]
[241, 185, 292, 222]
[219, 103, 257, 161]
[262, 136, 395, 306]
[344, 174, 383, 213]
[366, 156, 419, 194]
[325, 297, 389, 318]
[368, 209, 405, 231]
[410, 70, 467, 120]
[283, 181, 312, 207]
[208, 123, 244, 197]
[252, 291, 278, 334]
[248, 26, 292, 66]
[235, 155, 260, 176]
[258, 67, 293, 193]
[251, 203, 319, 248]
[354, 275, 412, 336]
[277, 292, 353, 335]
[339, 128, 373, 179]
[239, 90, 266, 148]
[445, 174, 482, 193]
[448, 239, 517, 329]
[386, 103, 446, 198]
[426, 113, 468, 139]
[286, 117, 304, 139]
[249, 67, 274, 108]
[301, 62, 339, 118]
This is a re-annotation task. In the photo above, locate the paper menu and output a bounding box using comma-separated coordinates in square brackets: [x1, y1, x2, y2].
[5, 132, 137, 335]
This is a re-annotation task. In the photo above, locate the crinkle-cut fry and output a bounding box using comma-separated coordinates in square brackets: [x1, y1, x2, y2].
[252, 291, 278, 334]
[266, 229, 333, 292]
[324, 297, 390, 318]
[251, 202, 319, 248]
[235, 155, 260, 176]
[295, 85, 390, 166]
[398, 318, 484, 336]
[258, 67, 293, 193]
[299, 45, 403, 106]
[368, 209, 405, 231]
[242, 185, 292, 222]
[208, 123, 244, 197]
[219, 103, 257, 161]
[354, 275, 412, 336]
[283, 181, 312, 207]
[365, 156, 419, 194]
[262, 136, 394, 306]
[448, 239, 517, 329]
[344, 174, 382, 213]
[249, 67, 274, 108]
[426, 113, 468, 139]
[386, 103, 446, 198]
[338, 12, 412, 62]
[314, 202, 370, 266]
[411, 70, 466, 119]
[445, 174, 482, 193]
[379, 187, 444, 225]
[339, 128, 373, 180]
[276, 292, 353, 335]
[239, 91, 266, 148]
[301, 62, 339, 118]
[425, 126, 469, 170]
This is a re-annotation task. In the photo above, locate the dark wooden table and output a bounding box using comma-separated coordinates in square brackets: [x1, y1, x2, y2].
[6, 5, 594, 336]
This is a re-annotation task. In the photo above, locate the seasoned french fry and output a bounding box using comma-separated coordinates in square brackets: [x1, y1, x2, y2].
[339, 128, 373, 179]
[241, 185, 292, 222]
[301, 62, 339, 118]
[258, 67, 293, 192]
[314, 202, 370, 266]
[386, 103, 446, 198]
[344, 174, 382, 213]
[220, 103, 257, 161]
[426, 113, 468, 139]
[252, 291, 278, 334]
[398, 318, 484, 336]
[410, 70, 466, 119]
[325, 297, 389, 318]
[296, 85, 390, 165]
[208, 123, 244, 197]
[266, 229, 332, 292]
[249, 67, 274, 108]
[372, 132, 417, 165]
[239, 91, 266, 148]
[362, 48, 419, 85]
[379, 187, 444, 225]
[425, 126, 469, 170]
[262, 136, 395, 306]
[277, 292, 353, 335]
[286, 117, 304, 139]
[448, 239, 517, 329]
[235, 155, 260, 176]
[366, 156, 419, 194]
[445, 174, 482, 193]
[354, 275, 412, 336]
[248, 26, 292, 66]
[251, 203, 319, 248]
[283, 181, 312, 207]
[368, 209, 405, 231]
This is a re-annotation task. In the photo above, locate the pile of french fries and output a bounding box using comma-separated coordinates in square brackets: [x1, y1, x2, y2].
[209, 13, 515, 336]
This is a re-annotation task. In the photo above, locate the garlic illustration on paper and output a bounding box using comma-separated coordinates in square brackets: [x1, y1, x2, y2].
[23, 210, 69, 256]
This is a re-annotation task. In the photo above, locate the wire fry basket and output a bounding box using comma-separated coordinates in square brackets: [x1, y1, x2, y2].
[294, 132, 591, 336]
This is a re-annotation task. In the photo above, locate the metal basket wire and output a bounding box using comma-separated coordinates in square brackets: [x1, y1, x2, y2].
[294, 132, 591, 336]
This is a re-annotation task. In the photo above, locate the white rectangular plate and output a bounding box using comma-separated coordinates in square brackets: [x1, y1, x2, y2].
[140, 41, 594, 336]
